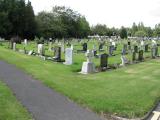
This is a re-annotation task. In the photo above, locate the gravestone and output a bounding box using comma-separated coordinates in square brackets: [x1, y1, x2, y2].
[24, 39, 27, 45]
[53, 47, 61, 62]
[13, 42, 16, 51]
[132, 52, 136, 62]
[82, 43, 87, 51]
[120, 55, 128, 66]
[100, 53, 108, 70]
[99, 43, 103, 51]
[138, 50, 144, 61]
[48, 38, 52, 51]
[80, 50, 96, 74]
[38, 44, 45, 56]
[128, 41, 131, 46]
[134, 46, 138, 53]
[121, 48, 126, 55]
[155, 46, 158, 56]
[109, 45, 114, 56]
[63, 48, 73, 65]
[145, 44, 149, 52]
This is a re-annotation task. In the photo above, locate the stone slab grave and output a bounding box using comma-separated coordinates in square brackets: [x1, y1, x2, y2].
[53, 47, 61, 62]
[80, 50, 96, 74]
[100, 53, 108, 71]
[63, 48, 73, 65]
[37, 44, 45, 56]
[120, 55, 129, 66]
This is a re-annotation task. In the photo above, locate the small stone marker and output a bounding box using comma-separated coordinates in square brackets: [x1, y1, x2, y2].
[80, 50, 96, 74]
[63, 48, 73, 65]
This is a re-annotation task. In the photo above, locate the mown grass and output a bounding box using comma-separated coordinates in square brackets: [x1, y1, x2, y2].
[0, 41, 160, 118]
[0, 81, 32, 120]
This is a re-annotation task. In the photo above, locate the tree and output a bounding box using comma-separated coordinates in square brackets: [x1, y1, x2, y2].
[135, 30, 146, 37]
[120, 26, 127, 39]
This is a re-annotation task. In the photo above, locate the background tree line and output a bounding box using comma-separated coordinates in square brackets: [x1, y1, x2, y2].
[0, 0, 160, 40]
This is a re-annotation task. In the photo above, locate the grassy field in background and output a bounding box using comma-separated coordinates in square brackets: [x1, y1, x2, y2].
[0, 41, 160, 118]
[0, 80, 32, 120]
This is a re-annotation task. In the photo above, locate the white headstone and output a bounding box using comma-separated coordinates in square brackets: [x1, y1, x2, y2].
[63, 48, 73, 65]
[13, 42, 16, 51]
[38, 44, 44, 55]
[80, 50, 96, 74]
[24, 39, 27, 45]
[28, 50, 33, 55]
[71, 44, 74, 50]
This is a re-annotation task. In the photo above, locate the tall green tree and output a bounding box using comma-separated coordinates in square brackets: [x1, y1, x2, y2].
[120, 26, 127, 39]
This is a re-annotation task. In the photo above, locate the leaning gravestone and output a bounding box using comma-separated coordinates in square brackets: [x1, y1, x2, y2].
[53, 47, 61, 62]
[138, 50, 144, 61]
[28, 50, 33, 55]
[80, 50, 96, 74]
[63, 48, 73, 65]
[38, 44, 45, 56]
[100, 53, 108, 70]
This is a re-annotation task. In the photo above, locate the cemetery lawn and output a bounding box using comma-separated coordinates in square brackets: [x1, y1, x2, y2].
[0, 47, 160, 118]
[0, 80, 32, 120]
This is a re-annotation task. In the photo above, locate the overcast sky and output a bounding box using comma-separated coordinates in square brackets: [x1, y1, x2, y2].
[29, 0, 160, 28]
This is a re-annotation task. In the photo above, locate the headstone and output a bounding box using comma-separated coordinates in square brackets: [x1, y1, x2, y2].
[38, 44, 45, 56]
[151, 46, 157, 58]
[134, 46, 138, 53]
[109, 45, 114, 56]
[120, 55, 128, 66]
[138, 50, 144, 61]
[63, 48, 73, 65]
[99, 43, 103, 51]
[80, 50, 96, 74]
[132, 52, 136, 62]
[145, 44, 149, 52]
[48, 38, 52, 51]
[100, 53, 108, 70]
[24, 39, 27, 45]
[13, 42, 16, 51]
[53, 47, 61, 62]
[82, 43, 87, 52]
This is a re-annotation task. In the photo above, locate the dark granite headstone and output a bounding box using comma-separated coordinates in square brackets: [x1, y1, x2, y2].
[138, 50, 144, 61]
[145, 44, 149, 52]
[99, 43, 103, 51]
[132, 52, 136, 61]
[100, 53, 108, 69]
[82, 43, 87, 52]
[134, 46, 138, 53]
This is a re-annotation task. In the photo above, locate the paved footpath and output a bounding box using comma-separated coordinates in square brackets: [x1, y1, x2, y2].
[0, 61, 104, 120]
